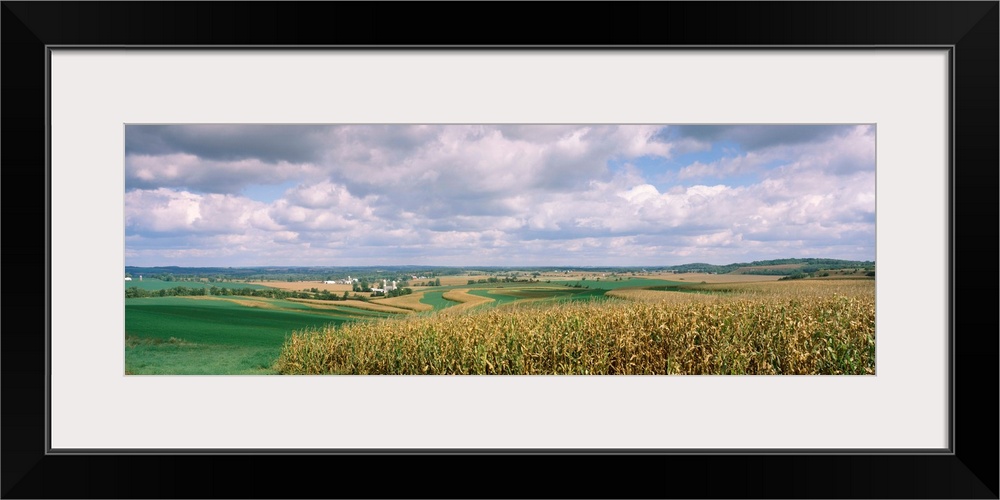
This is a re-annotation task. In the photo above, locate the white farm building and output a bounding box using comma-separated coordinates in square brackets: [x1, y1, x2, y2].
[372, 279, 398, 295]
[323, 275, 356, 285]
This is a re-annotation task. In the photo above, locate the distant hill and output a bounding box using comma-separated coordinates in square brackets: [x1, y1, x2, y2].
[664, 258, 874, 275]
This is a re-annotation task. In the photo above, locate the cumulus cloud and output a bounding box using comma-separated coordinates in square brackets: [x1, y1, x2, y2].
[126, 153, 315, 194]
[125, 124, 332, 163]
[125, 188, 278, 237]
[124, 124, 875, 266]
[676, 125, 875, 181]
[665, 124, 856, 151]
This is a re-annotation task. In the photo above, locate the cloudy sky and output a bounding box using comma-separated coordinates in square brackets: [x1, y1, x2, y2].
[124, 124, 875, 267]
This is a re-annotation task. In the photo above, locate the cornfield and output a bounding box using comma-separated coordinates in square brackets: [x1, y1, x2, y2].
[274, 280, 875, 375]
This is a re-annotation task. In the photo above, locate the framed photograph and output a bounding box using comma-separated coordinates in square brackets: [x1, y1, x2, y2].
[4, 2, 996, 498]
[119, 121, 879, 379]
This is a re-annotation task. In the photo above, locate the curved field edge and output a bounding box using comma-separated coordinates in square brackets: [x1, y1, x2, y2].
[371, 292, 434, 312]
[439, 289, 494, 312]
[274, 281, 875, 375]
[419, 290, 462, 311]
[286, 297, 412, 314]
[123, 295, 402, 374]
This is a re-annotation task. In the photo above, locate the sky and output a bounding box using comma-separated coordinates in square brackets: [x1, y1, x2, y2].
[124, 124, 876, 267]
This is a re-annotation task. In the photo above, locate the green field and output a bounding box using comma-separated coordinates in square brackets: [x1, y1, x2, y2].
[124, 278, 268, 291]
[419, 290, 461, 311]
[124, 296, 389, 374]
[467, 289, 521, 306]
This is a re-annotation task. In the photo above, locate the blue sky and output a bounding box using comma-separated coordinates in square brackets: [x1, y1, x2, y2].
[124, 124, 876, 267]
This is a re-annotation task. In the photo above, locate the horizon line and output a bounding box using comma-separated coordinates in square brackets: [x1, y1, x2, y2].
[125, 260, 876, 269]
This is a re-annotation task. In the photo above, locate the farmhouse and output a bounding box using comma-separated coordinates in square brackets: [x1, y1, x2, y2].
[371, 279, 398, 296]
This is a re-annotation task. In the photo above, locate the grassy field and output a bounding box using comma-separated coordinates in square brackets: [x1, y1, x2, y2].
[124, 296, 392, 374]
[275, 279, 875, 375]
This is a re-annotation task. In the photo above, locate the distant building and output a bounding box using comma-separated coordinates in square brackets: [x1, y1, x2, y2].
[124, 276, 132, 281]
[323, 280, 336, 284]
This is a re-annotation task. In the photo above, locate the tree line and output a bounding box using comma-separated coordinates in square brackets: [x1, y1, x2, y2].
[125, 286, 306, 299]
[126, 286, 367, 301]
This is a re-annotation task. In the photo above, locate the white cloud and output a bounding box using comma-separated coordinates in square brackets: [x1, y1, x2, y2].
[126, 153, 315, 194]
[124, 125, 875, 266]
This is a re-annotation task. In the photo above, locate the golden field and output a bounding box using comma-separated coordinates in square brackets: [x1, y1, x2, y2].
[274, 279, 875, 375]
[370, 291, 434, 312]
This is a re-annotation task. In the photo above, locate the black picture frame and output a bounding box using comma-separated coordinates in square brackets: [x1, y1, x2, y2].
[3, 2, 996, 498]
